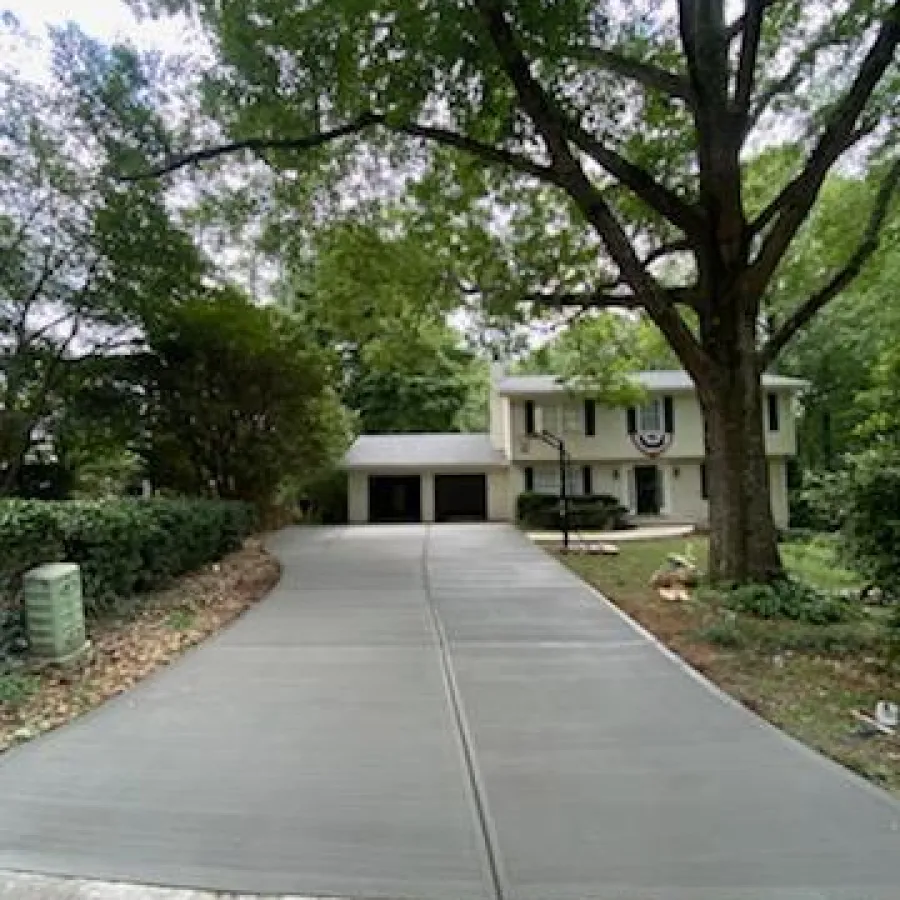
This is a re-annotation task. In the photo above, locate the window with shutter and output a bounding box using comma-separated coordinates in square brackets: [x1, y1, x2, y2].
[582, 465, 593, 495]
[525, 401, 535, 435]
[638, 398, 663, 432]
[566, 466, 583, 496]
[767, 393, 780, 432]
[524, 466, 534, 491]
[533, 467, 558, 494]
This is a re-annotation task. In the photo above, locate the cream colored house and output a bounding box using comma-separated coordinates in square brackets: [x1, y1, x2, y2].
[345, 370, 805, 527]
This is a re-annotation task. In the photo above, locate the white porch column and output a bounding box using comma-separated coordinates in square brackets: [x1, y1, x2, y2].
[659, 463, 672, 516]
[619, 464, 633, 512]
[421, 472, 435, 522]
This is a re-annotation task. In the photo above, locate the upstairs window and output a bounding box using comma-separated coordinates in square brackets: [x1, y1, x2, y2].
[767, 393, 780, 432]
[638, 398, 663, 433]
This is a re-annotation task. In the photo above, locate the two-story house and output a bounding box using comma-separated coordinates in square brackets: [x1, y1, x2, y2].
[344, 369, 805, 527]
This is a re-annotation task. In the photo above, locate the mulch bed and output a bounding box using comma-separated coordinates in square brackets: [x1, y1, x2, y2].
[0, 539, 280, 753]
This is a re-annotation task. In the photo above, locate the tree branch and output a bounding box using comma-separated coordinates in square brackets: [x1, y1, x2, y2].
[122, 113, 560, 186]
[123, 115, 379, 179]
[125, 13, 700, 240]
[760, 155, 900, 365]
[578, 47, 695, 104]
[748, 32, 848, 128]
[725, 0, 781, 41]
[476, 1, 705, 237]
[642, 239, 693, 267]
[563, 126, 706, 238]
[474, 0, 710, 380]
[529, 284, 703, 311]
[528, 290, 644, 310]
[746, 3, 900, 295]
[752, 125, 877, 237]
[393, 121, 559, 184]
[734, 0, 766, 113]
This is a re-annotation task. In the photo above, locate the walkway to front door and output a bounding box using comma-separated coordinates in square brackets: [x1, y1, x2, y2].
[0, 524, 896, 899]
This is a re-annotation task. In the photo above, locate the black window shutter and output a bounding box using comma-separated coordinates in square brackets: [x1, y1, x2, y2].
[584, 398, 596, 436]
[767, 393, 780, 431]
[525, 400, 535, 435]
[626, 406, 637, 434]
[700, 463, 708, 499]
[524, 466, 534, 491]
[582, 465, 593, 496]
[664, 395, 674, 433]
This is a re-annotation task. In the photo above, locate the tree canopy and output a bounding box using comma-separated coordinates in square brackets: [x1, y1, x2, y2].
[285, 219, 488, 434]
[22, 1, 900, 580]
[0, 47, 207, 495]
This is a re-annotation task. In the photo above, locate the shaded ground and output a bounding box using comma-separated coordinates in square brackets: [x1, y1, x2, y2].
[557, 535, 900, 796]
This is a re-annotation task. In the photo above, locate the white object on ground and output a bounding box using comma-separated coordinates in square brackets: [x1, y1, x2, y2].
[876, 701, 898, 729]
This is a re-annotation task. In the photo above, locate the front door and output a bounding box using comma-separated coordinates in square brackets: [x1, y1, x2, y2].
[634, 465, 661, 515]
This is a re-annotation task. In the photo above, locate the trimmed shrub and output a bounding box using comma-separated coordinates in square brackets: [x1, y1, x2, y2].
[0, 498, 256, 622]
[516, 491, 629, 530]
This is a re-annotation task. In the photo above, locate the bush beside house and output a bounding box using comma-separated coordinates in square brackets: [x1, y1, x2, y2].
[516, 491, 629, 531]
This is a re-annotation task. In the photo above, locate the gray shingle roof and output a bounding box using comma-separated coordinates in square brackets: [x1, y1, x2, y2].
[343, 433, 507, 470]
[495, 370, 808, 395]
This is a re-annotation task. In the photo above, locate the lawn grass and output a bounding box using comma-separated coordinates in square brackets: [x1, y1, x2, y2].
[554, 535, 900, 796]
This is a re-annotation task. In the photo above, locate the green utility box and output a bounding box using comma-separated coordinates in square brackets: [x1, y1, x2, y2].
[23, 562, 88, 664]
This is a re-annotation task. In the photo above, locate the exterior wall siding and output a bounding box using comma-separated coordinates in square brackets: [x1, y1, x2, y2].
[347, 471, 369, 523]
[507, 389, 798, 462]
[668, 463, 709, 523]
[487, 470, 512, 521]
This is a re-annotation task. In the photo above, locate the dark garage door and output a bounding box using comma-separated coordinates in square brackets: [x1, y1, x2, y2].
[368, 475, 422, 523]
[434, 473, 487, 522]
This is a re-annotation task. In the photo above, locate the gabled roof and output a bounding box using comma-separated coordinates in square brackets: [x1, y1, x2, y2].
[343, 433, 507, 470]
[494, 370, 808, 395]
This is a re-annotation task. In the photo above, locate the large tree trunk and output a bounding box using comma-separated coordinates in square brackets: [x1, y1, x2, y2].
[698, 345, 783, 584]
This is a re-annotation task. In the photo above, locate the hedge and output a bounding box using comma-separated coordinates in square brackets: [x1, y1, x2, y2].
[516, 492, 630, 531]
[0, 498, 256, 623]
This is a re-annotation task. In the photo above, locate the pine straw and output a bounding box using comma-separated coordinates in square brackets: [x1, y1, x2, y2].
[0, 539, 280, 752]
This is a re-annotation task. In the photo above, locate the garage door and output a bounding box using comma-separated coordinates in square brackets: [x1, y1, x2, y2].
[368, 475, 422, 523]
[434, 473, 487, 522]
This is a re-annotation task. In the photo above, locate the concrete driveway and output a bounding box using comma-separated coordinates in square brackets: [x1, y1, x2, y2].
[0, 524, 897, 900]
